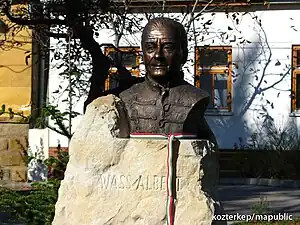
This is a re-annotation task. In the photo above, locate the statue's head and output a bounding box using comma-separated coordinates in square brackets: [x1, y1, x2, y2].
[141, 17, 188, 83]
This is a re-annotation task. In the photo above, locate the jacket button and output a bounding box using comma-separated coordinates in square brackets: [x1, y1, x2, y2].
[159, 119, 166, 128]
[163, 104, 171, 111]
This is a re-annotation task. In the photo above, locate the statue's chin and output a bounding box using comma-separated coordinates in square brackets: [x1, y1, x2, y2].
[148, 73, 167, 80]
[147, 66, 169, 78]
[149, 70, 168, 78]
[150, 73, 166, 77]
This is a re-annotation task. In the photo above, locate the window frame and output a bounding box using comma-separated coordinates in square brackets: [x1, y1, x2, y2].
[291, 45, 300, 112]
[195, 46, 232, 112]
[104, 46, 141, 90]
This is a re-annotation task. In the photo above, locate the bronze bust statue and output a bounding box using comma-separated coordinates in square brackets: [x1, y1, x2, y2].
[119, 17, 217, 145]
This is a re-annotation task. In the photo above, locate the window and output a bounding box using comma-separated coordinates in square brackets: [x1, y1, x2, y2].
[104, 47, 141, 90]
[291, 45, 300, 112]
[195, 46, 232, 112]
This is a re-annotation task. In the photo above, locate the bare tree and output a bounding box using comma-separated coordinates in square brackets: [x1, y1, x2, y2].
[0, 0, 227, 138]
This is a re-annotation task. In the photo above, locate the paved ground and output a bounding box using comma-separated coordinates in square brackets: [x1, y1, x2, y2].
[219, 184, 300, 224]
[1, 184, 300, 224]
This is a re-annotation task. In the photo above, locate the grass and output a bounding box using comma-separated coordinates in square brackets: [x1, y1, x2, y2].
[233, 197, 300, 225]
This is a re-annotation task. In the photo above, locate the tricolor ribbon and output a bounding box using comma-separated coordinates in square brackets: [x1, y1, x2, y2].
[130, 132, 197, 225]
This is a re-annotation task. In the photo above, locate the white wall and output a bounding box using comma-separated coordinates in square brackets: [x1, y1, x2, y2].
[43, 9, 300, 149]
[198, 10, 300, 148]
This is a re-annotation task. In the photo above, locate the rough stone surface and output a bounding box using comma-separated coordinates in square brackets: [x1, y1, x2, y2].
[0, 138, 8, 151]
[0, 124, 29, 138]
[0, 124, 28, 183]
[53, 95, 222, 225]
[8, 165, 27, 182]
[0, 151, 25, 166]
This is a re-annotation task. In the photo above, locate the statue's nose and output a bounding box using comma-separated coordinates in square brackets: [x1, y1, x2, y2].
[154, 49, 163, 59]
[154, 39, 163, 59]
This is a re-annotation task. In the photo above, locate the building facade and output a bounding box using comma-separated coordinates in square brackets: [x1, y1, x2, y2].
[0, 4, 32, 183]
[32, 1, 300, 168]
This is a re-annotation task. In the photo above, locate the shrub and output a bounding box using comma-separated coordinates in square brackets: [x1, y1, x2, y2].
[230, 129, 300, 179]
[0, 145, 69, 225]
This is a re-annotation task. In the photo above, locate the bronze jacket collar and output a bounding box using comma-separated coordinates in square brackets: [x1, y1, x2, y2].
[145, 72, 184, 94]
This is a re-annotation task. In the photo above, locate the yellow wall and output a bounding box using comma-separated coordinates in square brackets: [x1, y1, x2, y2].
[0, 4, 32, 121]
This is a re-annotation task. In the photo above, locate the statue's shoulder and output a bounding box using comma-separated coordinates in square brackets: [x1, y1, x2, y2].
[172, 81, 210, 103]
[119, 82, 147, 102]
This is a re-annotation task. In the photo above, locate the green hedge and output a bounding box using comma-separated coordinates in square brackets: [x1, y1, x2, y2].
[0, 145, 68, 224]
[219, 150, 300, 180]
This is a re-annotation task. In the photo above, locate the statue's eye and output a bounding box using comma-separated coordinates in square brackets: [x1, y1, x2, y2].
[146, 44, 156, 52]
[164, 44, 176, 51]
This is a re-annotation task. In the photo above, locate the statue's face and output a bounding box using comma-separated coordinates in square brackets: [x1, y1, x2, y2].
[142, 25, 184, 80]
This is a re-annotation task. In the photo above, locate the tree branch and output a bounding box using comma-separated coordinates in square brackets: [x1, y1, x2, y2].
[260, 68, 291, 92]
[2, 1, 66, 26]
[47, 124, 72, 139]
[185, 0, 214, 32]
[44, 107, 72, 139]
[240, 18, 272, 117]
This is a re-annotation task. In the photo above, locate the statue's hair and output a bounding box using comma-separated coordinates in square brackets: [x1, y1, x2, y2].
[141, 17, 188, 64]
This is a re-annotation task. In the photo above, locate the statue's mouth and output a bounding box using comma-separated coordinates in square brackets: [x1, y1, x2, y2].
[151, 65, 168, 68]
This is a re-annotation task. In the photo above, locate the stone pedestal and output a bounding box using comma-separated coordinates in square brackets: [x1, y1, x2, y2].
[0, 124, 28, 183]
[52, 95, 223, 225]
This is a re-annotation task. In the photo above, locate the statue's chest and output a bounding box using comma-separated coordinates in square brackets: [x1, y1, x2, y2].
[125, 89, 195, 134]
